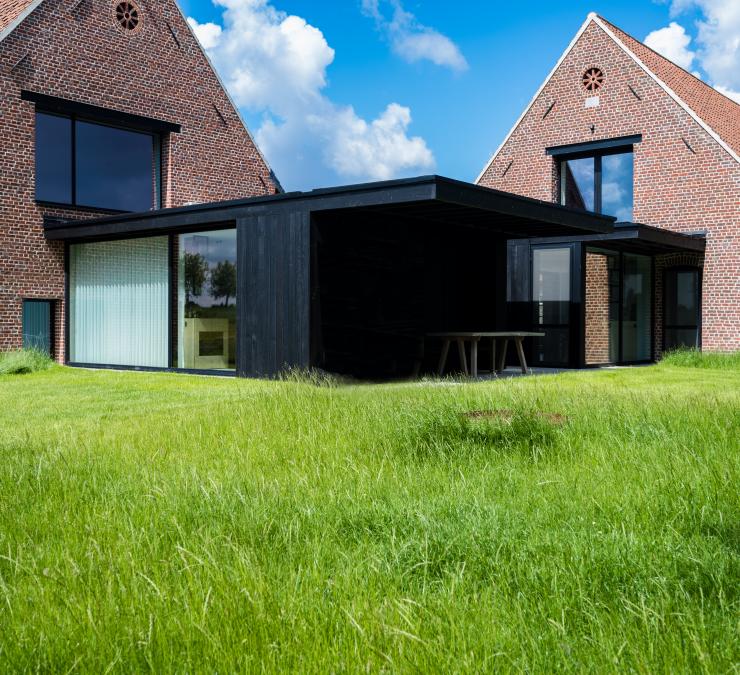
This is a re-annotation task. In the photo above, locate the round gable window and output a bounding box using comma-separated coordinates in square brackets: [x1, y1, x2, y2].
[582, 67, 605, 93]
[115, 1, 141, 33]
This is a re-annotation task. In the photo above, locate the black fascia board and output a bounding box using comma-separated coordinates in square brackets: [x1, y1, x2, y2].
[44, 175, 616, 242]
[433, 176, 615, 233]
[524, 223, 705, 253]
[44, 176, 440, 241]
[546, 134, 642, 157]
[22, 90, 182, 134]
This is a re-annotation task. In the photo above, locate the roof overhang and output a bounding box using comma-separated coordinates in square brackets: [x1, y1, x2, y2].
[44, 175, 617, 243]
[526, 222, 706, 253]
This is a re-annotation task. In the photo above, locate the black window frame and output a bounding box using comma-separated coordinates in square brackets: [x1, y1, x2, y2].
[35, 110, 162, 214]
[548, 135, 640, 220]
[663, 265, 702, 352]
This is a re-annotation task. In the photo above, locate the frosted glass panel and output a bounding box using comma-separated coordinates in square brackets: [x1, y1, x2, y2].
[69, 237, 169, 367]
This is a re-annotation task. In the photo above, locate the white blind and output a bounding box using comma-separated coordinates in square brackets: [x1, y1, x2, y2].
[69, 237, 169, 367]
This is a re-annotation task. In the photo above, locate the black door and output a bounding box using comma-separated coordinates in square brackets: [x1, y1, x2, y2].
[663, 268, 701, 350]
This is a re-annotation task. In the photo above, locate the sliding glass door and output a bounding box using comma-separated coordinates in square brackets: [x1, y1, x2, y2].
[584, 248, 653, 365]
[69, 237, 169, 367]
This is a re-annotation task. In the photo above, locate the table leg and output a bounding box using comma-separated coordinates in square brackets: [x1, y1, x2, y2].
[497, 339, 508, 373]
[437, 339, 450, 376]
[515, 337, 528, 374]
[491, 338, 496, 376]
[470, 338, 479, 378]
[457, 339, 468, 376]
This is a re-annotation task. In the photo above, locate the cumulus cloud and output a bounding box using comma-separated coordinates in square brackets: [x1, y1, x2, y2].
[647, 0, 740, 102]
[644, 22, 695, 69]
[361, 0, 468, 72]
[187, 0, 434, 189]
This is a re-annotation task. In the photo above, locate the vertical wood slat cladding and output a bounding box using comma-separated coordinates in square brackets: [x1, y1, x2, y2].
[237, 211, 310, 377]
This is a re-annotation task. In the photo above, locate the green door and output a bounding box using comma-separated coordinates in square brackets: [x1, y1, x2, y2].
[22, 300, 52, 355]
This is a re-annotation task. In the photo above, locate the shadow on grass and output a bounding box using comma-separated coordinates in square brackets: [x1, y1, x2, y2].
[404, 406, 568, 460]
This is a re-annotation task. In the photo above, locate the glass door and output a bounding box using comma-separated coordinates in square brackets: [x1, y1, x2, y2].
[532, 246, 573, 366]
[622, 253, 652, 362]
[664, 268, 701, 350]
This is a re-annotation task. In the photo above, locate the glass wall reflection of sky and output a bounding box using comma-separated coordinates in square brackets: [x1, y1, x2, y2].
[563, 158, 594, 211]
[601, 152, 633, 222]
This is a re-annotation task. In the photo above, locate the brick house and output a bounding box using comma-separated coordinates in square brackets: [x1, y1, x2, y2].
[477, 13, 740, 362]
[0, 0, 277, 361]
[0, 5, 735, 378]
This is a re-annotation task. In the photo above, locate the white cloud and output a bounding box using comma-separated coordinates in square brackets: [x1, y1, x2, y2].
[187, 0, 434, 189]
[186, 17, 221, 49]
[649, 0, 740, 99]
[361, 0, 468, 72]
[644, 22, 695, 69]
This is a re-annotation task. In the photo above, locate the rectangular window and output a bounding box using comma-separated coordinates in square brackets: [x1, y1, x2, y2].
[69, 237, 169, 367]
[561, 149, 633, 221]
[176, 229, 237, 371]
[35, 111, 160, 212]
[35, 113, 73, 204]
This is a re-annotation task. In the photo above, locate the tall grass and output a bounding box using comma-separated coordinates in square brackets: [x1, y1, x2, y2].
[660, 347, 740, 369]
[0, 348, 53, 375]
[0, 362, 737, 672]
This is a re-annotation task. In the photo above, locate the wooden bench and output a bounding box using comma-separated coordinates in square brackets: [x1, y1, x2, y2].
[428, 332, 545, 377]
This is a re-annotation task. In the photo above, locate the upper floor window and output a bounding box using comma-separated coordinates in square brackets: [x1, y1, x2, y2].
[560, 149, 633, 222]
[35, 111, 160, 212]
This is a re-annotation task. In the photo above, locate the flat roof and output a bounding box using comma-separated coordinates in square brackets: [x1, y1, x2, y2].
[44, 175, 617, 242]
[43, 174, 704, 253]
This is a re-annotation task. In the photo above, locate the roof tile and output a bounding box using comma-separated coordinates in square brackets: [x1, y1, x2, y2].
[599, 15, 740, 157]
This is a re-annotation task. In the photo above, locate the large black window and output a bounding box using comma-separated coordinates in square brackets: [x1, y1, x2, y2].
[36, 113, 73, 204]
[560, 149, 633, 221]
[35, 111, 160, 212]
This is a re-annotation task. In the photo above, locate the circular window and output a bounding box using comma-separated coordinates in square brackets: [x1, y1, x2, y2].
[115, 1, 141, 32]
[582, 67, 605, 93]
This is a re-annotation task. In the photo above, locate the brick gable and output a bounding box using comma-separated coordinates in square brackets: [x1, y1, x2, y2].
[0, 0, 277, 357]
[477, 16, 739, 353]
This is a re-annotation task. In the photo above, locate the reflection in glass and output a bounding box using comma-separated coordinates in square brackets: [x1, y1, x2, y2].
[76, 121, 155, 212]
[36, 113, 72, 204]
[622, 253, 651, 361]
[585, 248, 619, 364]
[532, 247, 571, 365]
[177, 229, 237, 370]
[561, 157, 594, 211]
[664, 268, 700, 350]
[602, 152, 633, 221]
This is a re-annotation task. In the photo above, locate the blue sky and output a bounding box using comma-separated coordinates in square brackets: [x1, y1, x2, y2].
[177, 0, 738, 191]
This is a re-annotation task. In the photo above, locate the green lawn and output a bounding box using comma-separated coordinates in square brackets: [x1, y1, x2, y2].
[0, 359, 738, 672]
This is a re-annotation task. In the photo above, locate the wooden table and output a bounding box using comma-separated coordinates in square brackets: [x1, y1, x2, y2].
[428, 332, 545, 377]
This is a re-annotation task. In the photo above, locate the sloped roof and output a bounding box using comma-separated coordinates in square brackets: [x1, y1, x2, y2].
[0, 0, 38, 34]
[599, 15, 740, 157]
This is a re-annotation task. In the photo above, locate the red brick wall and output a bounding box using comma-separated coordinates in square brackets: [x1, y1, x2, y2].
[478, 20, 740, 353]
[0, 0, 274, 360]
[585, 251, 611, 364]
